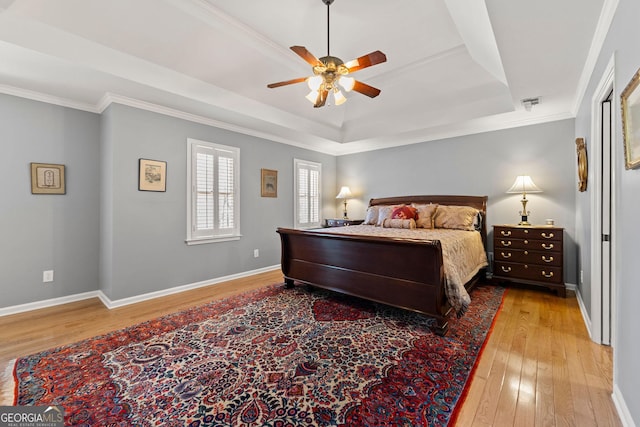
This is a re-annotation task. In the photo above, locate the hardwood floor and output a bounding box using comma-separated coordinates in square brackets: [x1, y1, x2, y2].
[0, 272, 621, 426]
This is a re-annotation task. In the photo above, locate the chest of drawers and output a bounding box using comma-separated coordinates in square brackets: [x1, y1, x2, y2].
[493, 225, 565, 297]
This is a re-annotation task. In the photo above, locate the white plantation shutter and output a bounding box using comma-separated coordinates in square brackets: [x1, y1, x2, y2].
[294, 159, 322, 228]
[187, 139, 240, 243]
[195, 150, 214, 231]
[217, 154, 235, 231]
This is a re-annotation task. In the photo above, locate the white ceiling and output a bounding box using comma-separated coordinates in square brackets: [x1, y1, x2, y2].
[0, 0, 611, 155]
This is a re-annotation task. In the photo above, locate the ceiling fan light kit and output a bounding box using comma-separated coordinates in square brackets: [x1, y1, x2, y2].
[267, 0, 387, 108]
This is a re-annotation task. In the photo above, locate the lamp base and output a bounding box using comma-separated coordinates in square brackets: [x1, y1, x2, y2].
[518, 214, 531, 226]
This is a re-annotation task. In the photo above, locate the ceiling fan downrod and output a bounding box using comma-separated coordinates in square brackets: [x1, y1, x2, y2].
[323, 0, 334, 57]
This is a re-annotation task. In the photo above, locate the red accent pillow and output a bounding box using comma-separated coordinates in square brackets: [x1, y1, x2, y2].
[391, 205, 417, 220]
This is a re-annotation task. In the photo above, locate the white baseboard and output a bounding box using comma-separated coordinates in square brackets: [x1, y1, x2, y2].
[575, 287, 593, 341]
[612, 383, 637, 427]
[99, 265, 280, 309]
[0, 265, 281, 316]
[0, 291, 100, 317]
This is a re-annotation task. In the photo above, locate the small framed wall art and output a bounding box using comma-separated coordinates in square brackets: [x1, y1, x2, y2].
[261, 168, 277, 197]
[139, 158, 167, 192]
[30, 162, 66, 194]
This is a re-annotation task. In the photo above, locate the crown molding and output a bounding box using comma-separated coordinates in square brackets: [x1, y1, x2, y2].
[98, 92, 340, 155]
[3, 84, 575, 157]
[571, 0, 619, 115]
[0, 84, 99, 113]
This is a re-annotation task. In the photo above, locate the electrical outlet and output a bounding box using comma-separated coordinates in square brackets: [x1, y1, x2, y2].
[43, 270, 54, 283]
[253, 249, 259, 258]
[580, 270, 584, 284]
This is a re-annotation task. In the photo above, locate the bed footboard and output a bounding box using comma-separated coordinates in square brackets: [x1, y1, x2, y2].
[277, 227, 452, 335]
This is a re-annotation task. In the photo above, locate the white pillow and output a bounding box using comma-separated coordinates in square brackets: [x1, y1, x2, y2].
[376, 205, 399, 226]
[363, 206, 379, 225]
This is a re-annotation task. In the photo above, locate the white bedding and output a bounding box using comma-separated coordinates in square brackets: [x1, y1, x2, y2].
[311, 225, 488, 315]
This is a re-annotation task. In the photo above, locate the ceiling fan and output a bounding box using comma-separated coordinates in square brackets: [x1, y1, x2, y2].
[267, 0, 387, 108]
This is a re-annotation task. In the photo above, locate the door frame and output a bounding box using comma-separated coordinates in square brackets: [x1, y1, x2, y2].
[589, 54, 617, 346]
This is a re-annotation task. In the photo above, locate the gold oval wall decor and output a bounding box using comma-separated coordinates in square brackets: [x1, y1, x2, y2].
[576, 137, 588, 192]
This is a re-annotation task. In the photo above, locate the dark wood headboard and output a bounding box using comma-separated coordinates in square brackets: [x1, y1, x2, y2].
[368, 195, 489, 249]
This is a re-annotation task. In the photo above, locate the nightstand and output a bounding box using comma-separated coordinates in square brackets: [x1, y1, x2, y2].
[493, 225, 566, 297]
[324, 219, 364, 227]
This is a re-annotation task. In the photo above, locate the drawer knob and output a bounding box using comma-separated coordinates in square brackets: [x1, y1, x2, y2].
[541, 232, 554, 239]
[500, 252, 512, 259]
[501, 266, 512, 273]
[542, 271, 554, 278]
[524, 250, 529, 255]
[542, 243, 554, 250]
[501, 230, 512, 236]
[524, 229, 529, 234]
[524, 240, 529, 244]
[542, 255, 554, 263]
[501, 240, 512, 247]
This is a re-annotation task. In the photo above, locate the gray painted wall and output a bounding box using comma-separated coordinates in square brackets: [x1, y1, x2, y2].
[337, 119, 578, 284]
[575, 0, 640, 422]
[1, 97, 336, 307]
[98, 104, 337, 301]
[0, 94, 100, 306]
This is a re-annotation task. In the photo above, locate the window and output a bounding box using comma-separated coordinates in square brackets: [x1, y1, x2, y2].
[294, 159, 322, 228]
[186, 138, 240, 244]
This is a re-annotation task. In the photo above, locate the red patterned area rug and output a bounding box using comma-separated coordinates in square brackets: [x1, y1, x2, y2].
[6, 283, 505, 426]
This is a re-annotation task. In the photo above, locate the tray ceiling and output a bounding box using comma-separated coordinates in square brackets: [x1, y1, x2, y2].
[0, 0, 609, 154]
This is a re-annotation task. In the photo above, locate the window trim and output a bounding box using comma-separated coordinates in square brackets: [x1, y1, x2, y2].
[294, 158, 322, 229]
[186, 138, 241, 245]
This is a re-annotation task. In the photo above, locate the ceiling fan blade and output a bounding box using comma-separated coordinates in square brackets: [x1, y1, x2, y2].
[314, 89, 329, 108]
[267, 77, 308, 88]
[290, 46, 322, 67]
[352, 80, 381, 98]
[344, 50, 387, 73]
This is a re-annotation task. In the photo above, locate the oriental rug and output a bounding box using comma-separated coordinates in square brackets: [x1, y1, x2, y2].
[5, 283, 505, 426]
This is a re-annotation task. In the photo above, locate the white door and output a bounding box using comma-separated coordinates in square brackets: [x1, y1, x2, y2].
[590, 57, 615, 346]
[600, 92, 612, 345]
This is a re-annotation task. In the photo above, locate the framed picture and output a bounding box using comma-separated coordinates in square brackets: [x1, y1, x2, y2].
[621, 67, 640, 169]
[261, 168, 277, 197]
[139, 158, 167, 192]
[30, 163, 66, 194]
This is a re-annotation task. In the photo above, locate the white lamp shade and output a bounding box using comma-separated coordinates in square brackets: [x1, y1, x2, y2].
[336, 186, 353, 199]
[506, 175, 542, 194]
[339, 76, 355, 92]
[307, 75, 323, 91]
[305, 90, 319, 104]
[333, 89, 347, 106]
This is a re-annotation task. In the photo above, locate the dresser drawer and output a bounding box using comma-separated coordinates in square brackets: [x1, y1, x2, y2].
[494, 238, 562, 252]
[494, 261, 563, 284]
[494, 248, 562, 267]
[494, 226, 561, 242]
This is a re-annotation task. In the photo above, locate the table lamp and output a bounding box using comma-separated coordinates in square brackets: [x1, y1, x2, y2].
[506, 175, 542, 226]
[335, 186, 353, 219]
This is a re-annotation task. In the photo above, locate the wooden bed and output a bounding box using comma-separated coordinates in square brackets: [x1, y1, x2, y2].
[276, 195, 488, 336]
